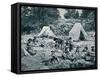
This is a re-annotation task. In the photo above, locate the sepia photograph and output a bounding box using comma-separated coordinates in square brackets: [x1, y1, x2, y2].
[20, 5, 97, 71]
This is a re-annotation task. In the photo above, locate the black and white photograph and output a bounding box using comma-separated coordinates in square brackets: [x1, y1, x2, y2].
[20, 5, 97, 71]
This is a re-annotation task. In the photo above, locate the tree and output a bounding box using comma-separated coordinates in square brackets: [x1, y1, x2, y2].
[74, 11, 79, 19]
[64, 9, 79, 19]
[81, 10, 95, 31]
[21, 6, 59, 34]
[80, 10, 93, 19]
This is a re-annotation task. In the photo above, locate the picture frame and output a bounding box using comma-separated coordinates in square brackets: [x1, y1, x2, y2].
[11, 2, 98, 74]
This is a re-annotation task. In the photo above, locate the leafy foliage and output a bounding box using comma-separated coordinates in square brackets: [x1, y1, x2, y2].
[21, 6, 96, 34]
[64, 9, 79, 19]
[21, 6, 59, 34]
[81, 10, 96, 31]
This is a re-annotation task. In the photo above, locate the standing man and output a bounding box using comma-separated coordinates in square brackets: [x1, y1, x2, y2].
[67, 37, 73, 52]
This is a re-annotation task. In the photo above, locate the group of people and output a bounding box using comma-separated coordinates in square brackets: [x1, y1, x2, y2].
[42, 37, 95, 66]
[25, 36, 95, 67]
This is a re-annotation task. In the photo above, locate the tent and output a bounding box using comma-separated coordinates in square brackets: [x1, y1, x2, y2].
[69, 23, 88, 41]
[38, 26, 56, 38]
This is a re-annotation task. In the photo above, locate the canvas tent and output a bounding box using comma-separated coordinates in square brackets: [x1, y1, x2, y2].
[69, 23, 88, 41]
[38, 26, 56, 37]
